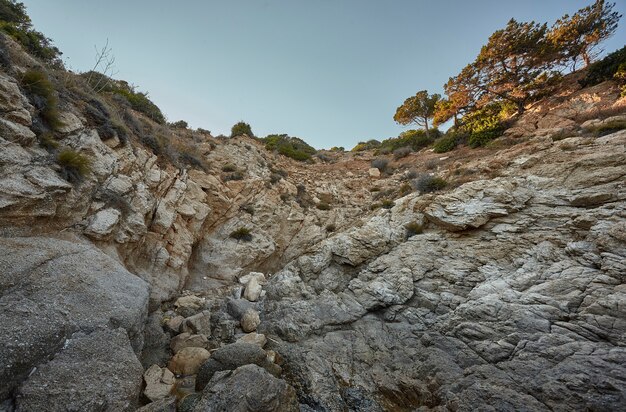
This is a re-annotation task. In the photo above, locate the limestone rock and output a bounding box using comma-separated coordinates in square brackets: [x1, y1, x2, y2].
[167, 347, 210, 375]
[244, 277, 263, 301]
[143, 364, 175, 402]
[424, 178, 532, 231]
[368, 167, 380, 178]
[136, 396, 177, 412]
[170, 333, 209, 353]
[241, 308, 261, 332]
[84, 208, 121, 239]
[237, 332, 267, 347]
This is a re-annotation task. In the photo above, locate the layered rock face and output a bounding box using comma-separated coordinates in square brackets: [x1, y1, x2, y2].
[262, 130, 626, 410]
[0, 31, 625, 411]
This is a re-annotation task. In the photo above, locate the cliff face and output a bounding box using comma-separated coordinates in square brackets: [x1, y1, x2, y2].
[0, 31, 625, 411]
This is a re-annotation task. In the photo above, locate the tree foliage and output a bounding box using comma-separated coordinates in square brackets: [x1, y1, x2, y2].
[0, 0, 61, 63]
[549, 0, 621, 69]
[231, 121, 253, 137]
[393, 90, 441, 135]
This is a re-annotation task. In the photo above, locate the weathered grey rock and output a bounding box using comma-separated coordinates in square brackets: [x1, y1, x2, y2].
[143, 364, 175, 402]
[84, 207, 121, 239]
[168, 347, 210, 375]
[181, 310, 211, 336]
[136, 396, 177, 412]
[194, 364, 298, 411]
[226, 298, 253, 320]
[15, 328, 143, 412]
[195, 343, 270, 391]
[175, 295, 206, 316]
[0, 236, 149, 401]
[141, 311, 171, 368]
[241, 308, 261, 332]
[424, 178, 532, 231]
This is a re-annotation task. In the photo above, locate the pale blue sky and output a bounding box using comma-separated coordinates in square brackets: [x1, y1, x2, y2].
[23, 0, 626, 148]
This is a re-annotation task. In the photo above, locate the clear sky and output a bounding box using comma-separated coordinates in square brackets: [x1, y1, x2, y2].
[22, 0, 626, 149]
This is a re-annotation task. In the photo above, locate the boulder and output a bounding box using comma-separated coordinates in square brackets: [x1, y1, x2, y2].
[136, 397, 176, 412]
[0, 236, 149, 401]
[226, 298, 253, 320]
[15, 328, 143, 412]
[194, 364, 298, 411]
[195, 343, 274, 391]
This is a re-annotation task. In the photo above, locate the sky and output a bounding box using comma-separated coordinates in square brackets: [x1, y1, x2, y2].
[22, 0, 626, 149]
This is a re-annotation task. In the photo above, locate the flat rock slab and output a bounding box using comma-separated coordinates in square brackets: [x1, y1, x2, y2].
[15, 328, 143, 412]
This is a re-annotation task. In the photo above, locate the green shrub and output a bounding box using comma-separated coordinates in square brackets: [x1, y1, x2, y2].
[229, 227, 252, 241]
[433, 134, 458, 153]
[0, 1, 61, 64]
[222, 164, 237, 172]
[114, 84, 165, 124]
[223, 171, 244, 181]
[262, 134, 316, 162]
[231, 121, 253, 137]
[412, 175, 447, 193]
[371, 158, 388, 171]
[57, 149, 91, 183]
[393, 146, 412, 159]
[461, 104, 506, 148]
[330, 146, 344, 152]
[351, 139, 381, 152]
[38, 132, 58, 150]
[381, 199, 394, 209]
[378, 129, 439, 154]
[580, 46, 626, 88]
[169, 120, 188, 129]
[20, 69, 63, 131]
[398, 183, 412, 197]
[405, 221, 423, 238]
[325, 223, 336, 232]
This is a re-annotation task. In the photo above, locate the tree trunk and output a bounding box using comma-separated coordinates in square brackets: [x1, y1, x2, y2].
[516, 101, 525, 115]
[424, 118, 430, 137]
[583, 52, 591, 68]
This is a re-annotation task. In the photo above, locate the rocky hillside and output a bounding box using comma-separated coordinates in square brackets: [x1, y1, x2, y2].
[0, 24, 625, 412]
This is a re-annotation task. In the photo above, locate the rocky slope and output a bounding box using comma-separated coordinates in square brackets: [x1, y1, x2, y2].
[0, 31, 625, 411]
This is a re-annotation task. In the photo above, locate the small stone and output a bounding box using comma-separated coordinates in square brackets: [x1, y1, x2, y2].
[368, 168, 380, 178]
[170, 333, 209, 353]
[143, 364, 175, 402]
[174, 295, 206, 313]
[226, 298, 253, 320]
[181, 310, 211, 336]
[241, 308, 261, 333]
[167, 347, 210, 375]
[236, 332, 267, 347]
[84, 208, 121, 239]
[165, 316, 184, 334]
[239, 272, 266, 286]
[243, 278, 263, 302]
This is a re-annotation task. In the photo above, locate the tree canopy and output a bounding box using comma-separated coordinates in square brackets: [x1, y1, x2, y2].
[393, 90, 440, 135]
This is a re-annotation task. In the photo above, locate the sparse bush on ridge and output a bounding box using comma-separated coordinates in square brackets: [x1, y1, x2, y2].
[262, 134, 316, 162]
[405, 221, 423, 238]
[412, 174, 447, 193]
[20, 69, 63, 132]
[57, 149, 91, 184]
[231, 121, 253, 137]
[351, 139, 380, 152]
[371, 158, 388, 171]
